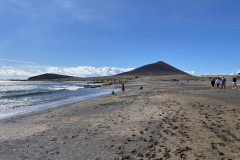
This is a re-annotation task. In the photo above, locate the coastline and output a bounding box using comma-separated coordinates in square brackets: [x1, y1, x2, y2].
[0, 89, 116, 123]
[0, 76, 239, 159]
[0, 88, 115, 121]
[0, 80, 121, 121]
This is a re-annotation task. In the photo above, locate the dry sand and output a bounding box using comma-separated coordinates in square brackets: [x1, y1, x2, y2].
[0, 76, 240, 160]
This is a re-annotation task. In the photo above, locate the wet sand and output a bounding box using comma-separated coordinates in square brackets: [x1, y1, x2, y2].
[0, 76, 240, 160]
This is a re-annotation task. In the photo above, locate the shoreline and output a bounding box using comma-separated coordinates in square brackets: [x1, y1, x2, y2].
[0, 88, 120, 123]
[0, 80, 121, 121]
[0, 77, 239, 159]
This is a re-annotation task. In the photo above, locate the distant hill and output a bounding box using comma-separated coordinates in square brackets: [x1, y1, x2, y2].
[117, 61, 189, 76]
[28, 73, 73, 81]
[28, 61, 191, 81]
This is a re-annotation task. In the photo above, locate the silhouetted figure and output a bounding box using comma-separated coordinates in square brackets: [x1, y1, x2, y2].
[232, 77, 237, 89]
[139, 86, 143, 90]
[112, 90, 115, 95]
[211, 79, 215, 89]
[221, 77, 226, 89]
[122, 83, 125, 93]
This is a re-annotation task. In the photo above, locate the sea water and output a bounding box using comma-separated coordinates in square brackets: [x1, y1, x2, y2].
[0, 81, 112, 119]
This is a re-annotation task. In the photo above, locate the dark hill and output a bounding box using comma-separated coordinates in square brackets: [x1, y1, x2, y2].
[28, 73, 73, 81]
[118, 61, 189, 76]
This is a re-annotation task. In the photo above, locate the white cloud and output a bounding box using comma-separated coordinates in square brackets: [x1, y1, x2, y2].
[46, 66, 61, 74]
[0, 66, 31, 77]
[0, 65, 134, 79]
[46, 66, 135, 77]
[0, 66, 43, 79]
[185, 70, 196, 75]
[0, 59, 35, 64]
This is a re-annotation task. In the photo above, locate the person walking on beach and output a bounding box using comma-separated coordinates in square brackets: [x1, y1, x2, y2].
[215, 78, 221, 89]
[122, 83, 125, 93]
[221, 77, 226, 89]
[232, 77, 237, 89]
[211, 79, 215, 89]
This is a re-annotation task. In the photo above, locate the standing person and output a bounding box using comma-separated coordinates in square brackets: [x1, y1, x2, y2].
[232, 77, 237, 89]
[211, 79, 215, 89]
[122, 83, 125, 93]
[221, 77, 226, 89]
[215, 78, 221, 89]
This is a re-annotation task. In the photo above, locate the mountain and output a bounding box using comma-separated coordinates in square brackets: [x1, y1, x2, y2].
[28, 73, 73, 81]
[28, 61, 191, 81]
[117, 61, 189, 76]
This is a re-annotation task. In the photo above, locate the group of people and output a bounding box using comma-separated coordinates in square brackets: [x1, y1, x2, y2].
[114, 77, 238, 95]
[211, 77, 237, 89]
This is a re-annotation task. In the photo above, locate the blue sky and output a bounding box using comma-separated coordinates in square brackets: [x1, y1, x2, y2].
[0, 0, 240, 79]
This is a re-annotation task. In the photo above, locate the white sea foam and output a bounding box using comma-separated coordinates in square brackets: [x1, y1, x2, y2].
[50, 86, 84, 91]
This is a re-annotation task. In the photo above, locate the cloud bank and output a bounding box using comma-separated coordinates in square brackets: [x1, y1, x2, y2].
[46, 66, 134, 77]
[0, 65, 134, 79]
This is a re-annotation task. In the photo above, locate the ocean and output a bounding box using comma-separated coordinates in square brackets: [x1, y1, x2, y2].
[0, 81, 113, 119]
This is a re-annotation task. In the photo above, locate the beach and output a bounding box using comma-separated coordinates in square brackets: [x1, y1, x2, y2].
[0, 76, 240, 160]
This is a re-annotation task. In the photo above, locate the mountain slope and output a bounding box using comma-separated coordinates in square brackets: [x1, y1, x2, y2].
[118, 61, 189, 76]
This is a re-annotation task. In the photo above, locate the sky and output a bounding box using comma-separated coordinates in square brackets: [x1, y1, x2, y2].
[0, 0, 240, 79]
